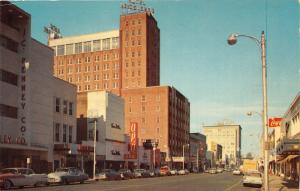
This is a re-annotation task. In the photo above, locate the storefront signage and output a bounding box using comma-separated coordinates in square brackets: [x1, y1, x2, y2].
[127, 122, 138, 159]
[111, 150, 121, 155]
[121, 0, 154, 15]
[0, 134, 26, 145]
[268, 117, 283, 128]
[111, 123, 121, 129]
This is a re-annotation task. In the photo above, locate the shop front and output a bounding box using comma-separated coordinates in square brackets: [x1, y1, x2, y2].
[0, 144, 49, 173]
[276, 138, 300, 181]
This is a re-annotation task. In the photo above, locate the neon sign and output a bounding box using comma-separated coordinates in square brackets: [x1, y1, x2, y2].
[121, 0, 154, 15]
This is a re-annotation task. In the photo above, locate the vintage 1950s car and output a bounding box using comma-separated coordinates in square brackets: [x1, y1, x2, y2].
[47, 167, 88, 184]
[0, 168, 48, 190]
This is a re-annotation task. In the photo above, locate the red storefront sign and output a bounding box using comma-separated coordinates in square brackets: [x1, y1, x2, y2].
[268, 117, 283, 128]
[128, 122, 138, 159]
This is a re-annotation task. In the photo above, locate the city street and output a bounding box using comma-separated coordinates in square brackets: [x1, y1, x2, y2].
[20, 172, 260, 191]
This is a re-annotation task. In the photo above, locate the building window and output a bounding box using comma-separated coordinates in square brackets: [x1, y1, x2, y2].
[63, 124, 67, 143]
[141, 95, 146, 102]
[85, 57, 91, 63]
[0, 104, 18, 119]
[63, 100, 68, 114]
[93, 40, 101, 51]
[66, 44, 74, 55]
[83, 41, 91, 52]
[69, 102, 73, 115]
[69, 126, 73, 143]
[112, 37, 119, 49]
[75, 43, 82, 54]
[55, 123, 60, 142]
[88, 130, 93, 140]
[57, 45, 65, 56]
[55, 98, 60, 112]
[0, 69, 18, 86]
[95, 55, 100, 62]
[0, 35, 19, 53]
[102, 38, 110, 50]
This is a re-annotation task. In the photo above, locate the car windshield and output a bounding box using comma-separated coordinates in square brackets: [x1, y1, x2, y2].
[101, 169, 114, 173]
[246, 172, 261, 177]
[55, 168, 69, 172]
[134, 169, 144, 172]
[0, 169, 17, 174]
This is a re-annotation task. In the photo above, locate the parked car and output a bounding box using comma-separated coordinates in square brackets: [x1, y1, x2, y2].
[232, 169, 242, 175]
[170, 169, 178, 175]
[178, 169, 189, 175]
[48, 167, 88, 184]
[209, 168, 217, 174]
[243, 171, 262, 187]
[118, 169, 134, 179]
[204, 169, 210, 173]
[0, 168, 48, 190]
[133, 169, 144, 178]
[96, 169, 122, 181]
[217, 168, 224, 173]
[160, 166, 171, 176]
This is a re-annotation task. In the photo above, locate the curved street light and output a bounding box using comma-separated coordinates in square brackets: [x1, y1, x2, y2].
[227, 31, 269, 191]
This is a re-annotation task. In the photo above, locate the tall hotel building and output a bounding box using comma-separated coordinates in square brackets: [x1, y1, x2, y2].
[49, 5, 190, 167]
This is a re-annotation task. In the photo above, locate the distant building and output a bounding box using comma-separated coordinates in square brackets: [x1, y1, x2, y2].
[189, 133, 207, 171]
[203, 124, 242, 166]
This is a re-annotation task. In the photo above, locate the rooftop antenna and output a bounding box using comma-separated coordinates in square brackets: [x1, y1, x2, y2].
[43, 23, 62, 45]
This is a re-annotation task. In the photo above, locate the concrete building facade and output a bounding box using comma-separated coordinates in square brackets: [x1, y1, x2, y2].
[77, 91, 126, 174]
[0, 2, 77, 173]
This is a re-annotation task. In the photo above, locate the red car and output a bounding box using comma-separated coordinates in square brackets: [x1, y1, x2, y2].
[160, 166, 171, 176]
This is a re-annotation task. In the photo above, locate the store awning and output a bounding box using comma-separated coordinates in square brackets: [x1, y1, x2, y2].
[276, 155, 300, 164]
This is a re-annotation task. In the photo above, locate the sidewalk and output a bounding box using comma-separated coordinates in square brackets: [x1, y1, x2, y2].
[265, 175, 299, 191]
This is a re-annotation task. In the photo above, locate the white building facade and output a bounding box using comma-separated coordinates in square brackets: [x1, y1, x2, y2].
[203, 124, 242, 167]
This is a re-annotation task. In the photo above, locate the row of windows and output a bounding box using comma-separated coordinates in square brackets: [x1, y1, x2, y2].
[125, 60, 141, 67]
[55, 98, 74, 115]
[0, 69, 18, 86]
[128, 95, 160, 103]
[125, 19, 142, 26]
[0, 34, 18, 53]
[129, 105, 160, 113]
[0, 103, 18, 119]
[56, 54, 119, 65]
[77, 82, 119, 92]
[54, 123, 73, 143]
[56, 64, 119, 75]
[64, 73, 119, 83]
[125, 51, 142, 58]
[53, 37, 119, 56]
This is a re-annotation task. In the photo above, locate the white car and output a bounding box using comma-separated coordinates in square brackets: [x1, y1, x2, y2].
[209, 168, 217, 174]
[48, 167, 88, 184]
[0, 168, 48, 190]
[178, 169, 189, 175]
[170, 169, 178, 175]
[232, 169, 241, 175]
[243, 171, 262, 187]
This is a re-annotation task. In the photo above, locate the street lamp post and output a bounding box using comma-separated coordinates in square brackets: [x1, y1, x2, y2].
[89, 118, 97, 180]
[182, 144, 189, 170]
[227, 31, 269, 191]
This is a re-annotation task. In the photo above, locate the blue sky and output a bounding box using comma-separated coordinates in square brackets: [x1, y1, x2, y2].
[14, 0, 300, 156]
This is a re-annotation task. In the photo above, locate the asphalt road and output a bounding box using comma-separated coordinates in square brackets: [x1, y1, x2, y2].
[12, 172, 261, 191]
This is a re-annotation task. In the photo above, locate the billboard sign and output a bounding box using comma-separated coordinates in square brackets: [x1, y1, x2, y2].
[128, 122, 138, 159]
[268, 117, 283, 128]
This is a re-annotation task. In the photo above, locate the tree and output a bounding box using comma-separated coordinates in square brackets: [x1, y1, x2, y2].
[246, 152, 253, 159]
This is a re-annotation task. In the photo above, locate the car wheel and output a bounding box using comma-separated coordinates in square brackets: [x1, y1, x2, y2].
[3, 180, 12, 190]
[80, 180, 84, 184]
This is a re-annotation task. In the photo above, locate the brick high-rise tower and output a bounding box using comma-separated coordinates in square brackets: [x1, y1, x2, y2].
[120, 12, 160, 89]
